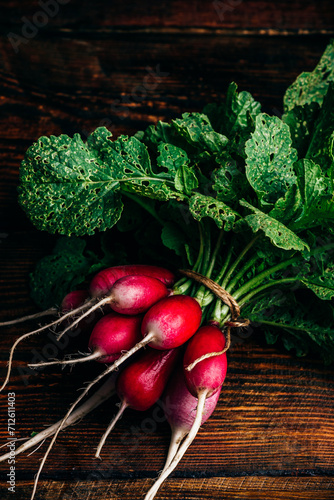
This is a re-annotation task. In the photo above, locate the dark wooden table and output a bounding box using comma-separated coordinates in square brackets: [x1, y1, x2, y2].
[0, 1, 334, 499]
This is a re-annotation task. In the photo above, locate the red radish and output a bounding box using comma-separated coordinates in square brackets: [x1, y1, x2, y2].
[183, 325, 228, 398]
[140, 295, 203, 350]
[0, 264, 175, 392]
[29, 294, 202, 498]
[144, 325, 227, 500]
[95, 347, 179, 458]
[29, 313, 143, 368]
[57, 274, 170, 341]
[88, 313, 142, 363]
[60, 290, 90, 311]
[162, 367, 221, 471]
[89, 264, 175, 297]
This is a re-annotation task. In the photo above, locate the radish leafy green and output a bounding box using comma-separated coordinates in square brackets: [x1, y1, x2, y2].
[23, 41, 334, 363]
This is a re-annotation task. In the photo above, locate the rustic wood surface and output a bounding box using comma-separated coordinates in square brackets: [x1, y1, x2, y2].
[0, 1, 334, 499]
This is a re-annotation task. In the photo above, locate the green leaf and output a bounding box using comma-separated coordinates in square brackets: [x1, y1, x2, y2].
[29, 237, 118, 309]
[268, 184, 303, 227]
[175, 165, 198, 195]
[157, 143, 189, 176]
[189, 193, 239, 230]
[212, 155, 249, 205]
[161, 221, 189, 258]
[94, 133, 178, 201]
[240, 200, 309, 251]
[204, 82, 261, 139]
[244, 294, 334, 363]
[284, 40, 334, 112]
[18, 128, 181, 236]
[282, 102, 319, 157]
[140, 121, 175, 151]
[306, 84, 334, 173]
[299, 267, 334, 301]
[245, 114, 298, 205]
[288, 159, 329, 230]
[172, 113, 229, 158]
[19, 130, 124, 236]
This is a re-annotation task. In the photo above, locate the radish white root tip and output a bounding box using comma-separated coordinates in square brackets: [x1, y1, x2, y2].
[95, 400, 127, 459]
[144, 390, 208, 500]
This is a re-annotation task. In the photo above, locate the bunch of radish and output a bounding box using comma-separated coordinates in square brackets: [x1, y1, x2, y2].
[0, 264, 229, 500]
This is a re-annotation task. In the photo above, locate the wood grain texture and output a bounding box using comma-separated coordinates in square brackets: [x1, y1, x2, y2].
[1, 1, 334, 499]
[0, 0, 333, 32]
[1, 477, 334, 500]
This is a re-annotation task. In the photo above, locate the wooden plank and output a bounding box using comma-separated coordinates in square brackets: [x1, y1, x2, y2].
[0, 1, 333, 32]
[1, 476, 334, 500]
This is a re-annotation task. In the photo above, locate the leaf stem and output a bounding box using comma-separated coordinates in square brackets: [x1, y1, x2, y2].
[238, 278, 298, 307]
[212, 238, 234, 285]
[121, 192, 165, 226]
[205, 228, 224, 280]
[225, 254, 259, 293]
[220, 235, 259, 289]
[173, 222, 204, 294]
[232, 240, 334, 301]
[248, 318, 310, 332]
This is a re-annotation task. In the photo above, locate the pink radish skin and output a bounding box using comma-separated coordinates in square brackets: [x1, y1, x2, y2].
[57, 274, 170, 341]
[116, 347, 179, 412]
[108, 275, 169, 315]
[163, 368, 221, 435]
[144, 325, 227, 500]
[162, 367, 221, 470]
[141, 295, 203, 350]
[60, 290, 90, 311]
[89, 264, 175, 297]
[29, 313, 143, 368]
[95, 347, 179, 458]
[88, 313, 143, 363]
[183, 325, 227, 398]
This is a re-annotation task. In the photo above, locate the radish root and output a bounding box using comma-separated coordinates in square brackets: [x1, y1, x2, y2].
[57, 296, 110, 340]
[144, 390, 208, 500]
[0, 374, 116, 464]
[0, 300, 94, 393]
[29, 333, 154, 500]
[29, 350, 102, 369]
[0, 307, 57, 327]
[95, 400, 127, 459]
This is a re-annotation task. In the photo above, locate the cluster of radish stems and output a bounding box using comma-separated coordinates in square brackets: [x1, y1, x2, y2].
[0, 221, 327, 500]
